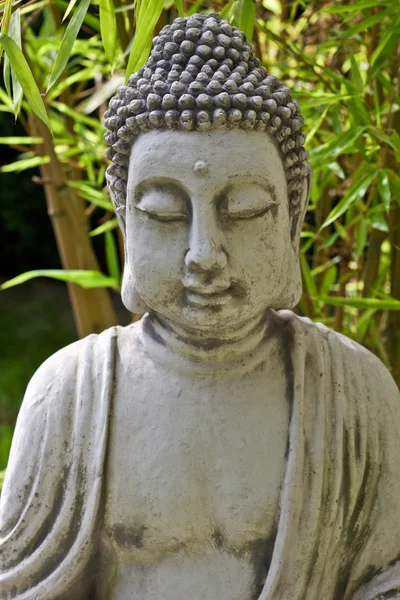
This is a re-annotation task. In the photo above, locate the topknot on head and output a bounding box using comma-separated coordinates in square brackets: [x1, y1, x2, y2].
[104, 13, 310, 215]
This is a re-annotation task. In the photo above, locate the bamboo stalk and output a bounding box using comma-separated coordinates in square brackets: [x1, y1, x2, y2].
[362, 229, 386, 297]
[29, 115, 118, 338]
[387, 207, 400, 384]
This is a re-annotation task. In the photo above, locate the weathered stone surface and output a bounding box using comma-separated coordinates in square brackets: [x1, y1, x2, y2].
[1, 12, 400, 600]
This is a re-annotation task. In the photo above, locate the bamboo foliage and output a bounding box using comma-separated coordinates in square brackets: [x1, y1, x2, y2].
[28, 114, 118, 337]
[0, 0, 399, 380]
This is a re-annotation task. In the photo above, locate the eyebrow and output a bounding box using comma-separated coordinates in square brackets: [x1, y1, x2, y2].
[131, 172, 280, 206]
[132, 176, 190, 199]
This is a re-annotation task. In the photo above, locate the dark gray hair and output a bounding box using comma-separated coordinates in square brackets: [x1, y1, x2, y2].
[104, 13, 310, 218]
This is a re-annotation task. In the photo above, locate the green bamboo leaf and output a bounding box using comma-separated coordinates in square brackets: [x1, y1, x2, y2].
[56, 0, 100, 31]
[339, 7, 393, 39]
[1, 270, 119, 291]
[319, 231, 339, 249]
[47, 0, 92, 91]
[126, 0, 164, 79]
[0, 34, 50, 128]
[67, 181, 114, 210]
[333, 219, 350, 241]
[300, 253, 318, 300]
[238, 0, 255, 42]
[305, 106, 329, 144]
[321, 170, 378, 229]
[311, 258, 339, 278]
[50, 100, 101, 128]
[9, 9, 22, 114]
[369, 210, 388, 232]
[90, 218, 118, 236]
[368, 126, 398, 152]
[356, 218, 368, 258]
[174, 0, 184, 17]
[20, 0, 49, 15]
[63, 0, 79, 21]
[2, 0, 13, 98]
[320, 265, 338, 297]
[0, 155, 50, 173]
[105, 230, 121, 284]
[346, 97, 371, 127]
[301, 93, 353, 111]
[2, 59, 11, 99]
[308, 126, 365, 165]
[256, 25, 355, 92]
[322, 0, 391, 13]
[317, 296, 400, 311]
[115, 2, 135, 12]
[328, 161, 345, 180]
[0, 136, 43, 144]
[378, 169, 391, 212]
[78, 73, 124, 114]
[369, 26, 400, 80]
[0, 0, 12, 63]
[47, 65, 105, 101]
[100, 0, 117, 65]
[220, 0, 239, 20]
[391, 132, 400, 158]
[350, 55, 364, 94]
[388, 171, 400, 205]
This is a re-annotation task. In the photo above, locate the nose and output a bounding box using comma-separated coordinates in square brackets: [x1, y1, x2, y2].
[184, 213, 227, 273]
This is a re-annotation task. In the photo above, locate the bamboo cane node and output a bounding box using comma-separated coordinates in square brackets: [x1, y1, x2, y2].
[32, 175, 51, 185]
[48, 208, 67, 219]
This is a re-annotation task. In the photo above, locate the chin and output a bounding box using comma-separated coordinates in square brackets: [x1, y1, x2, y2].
[172, 303, 260, 333]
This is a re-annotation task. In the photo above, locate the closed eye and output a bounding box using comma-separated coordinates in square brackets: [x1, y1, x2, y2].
[224, 183, 278, 220]
[135, 205, 188, 222]
[135, 184, 189, 223]
[227, 203, 275, 220]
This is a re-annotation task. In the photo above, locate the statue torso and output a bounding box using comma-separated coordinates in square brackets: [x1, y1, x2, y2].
[99, 321, 290, 600]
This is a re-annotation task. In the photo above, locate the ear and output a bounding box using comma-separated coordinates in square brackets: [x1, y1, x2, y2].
[106, 174, 148, 314]
[106, 173, 127, 241]
[121, 270, 149, 314]
[290, 166, 312, 249]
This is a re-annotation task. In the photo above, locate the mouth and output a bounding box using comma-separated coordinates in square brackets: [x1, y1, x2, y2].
[185, 285, 233, 307]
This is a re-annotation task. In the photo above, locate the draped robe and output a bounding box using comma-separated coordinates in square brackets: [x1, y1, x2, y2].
[1, 310, 400, 600]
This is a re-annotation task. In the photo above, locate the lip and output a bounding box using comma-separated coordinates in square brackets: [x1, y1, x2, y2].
[185, 285, 232, 307]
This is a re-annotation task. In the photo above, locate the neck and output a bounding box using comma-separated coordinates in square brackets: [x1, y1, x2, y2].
[139, 310, 275, 374]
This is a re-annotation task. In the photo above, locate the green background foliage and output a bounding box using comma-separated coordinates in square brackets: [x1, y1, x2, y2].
[0, 0, 399, 485]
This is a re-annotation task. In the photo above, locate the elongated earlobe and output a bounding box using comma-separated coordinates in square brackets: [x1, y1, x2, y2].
[274, 169, 312, 310]
[290, 168, 312, 247]
[121, 267, 148, 313]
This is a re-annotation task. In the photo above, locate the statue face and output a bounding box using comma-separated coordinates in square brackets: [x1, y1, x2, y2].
[124, 129, 301, 332]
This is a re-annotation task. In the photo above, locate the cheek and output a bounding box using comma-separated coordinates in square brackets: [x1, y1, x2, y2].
[226, 212, 290, 287]
[127, 218, 187, 293]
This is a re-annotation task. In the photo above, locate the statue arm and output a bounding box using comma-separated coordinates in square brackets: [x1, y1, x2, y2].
[0, 341, 80, 537]
[0, 332, 112, 599]
[348, 357, 400, 600]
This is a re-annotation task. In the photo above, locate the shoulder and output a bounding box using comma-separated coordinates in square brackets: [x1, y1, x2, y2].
[22, 326, 119, 412]
[276, 310, 399, 404]
[277, 309, 379, 359]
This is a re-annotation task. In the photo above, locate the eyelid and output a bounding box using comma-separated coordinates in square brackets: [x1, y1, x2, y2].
[227, 203, 276, 220]
[135, 205, 188, 221]
[224, 184, 278, 219]
[136, 186, 189, 216]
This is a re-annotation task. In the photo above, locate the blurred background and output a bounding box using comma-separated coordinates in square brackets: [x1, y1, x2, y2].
[0, 0, 399, 483]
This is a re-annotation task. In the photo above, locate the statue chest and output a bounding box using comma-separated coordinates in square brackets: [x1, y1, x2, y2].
[103, 356, 289, 568]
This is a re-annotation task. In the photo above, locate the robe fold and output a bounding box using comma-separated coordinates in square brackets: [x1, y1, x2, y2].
[1, 312, 400, 600]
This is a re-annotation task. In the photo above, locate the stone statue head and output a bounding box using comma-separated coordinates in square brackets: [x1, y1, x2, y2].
[104, 13, 311, 334]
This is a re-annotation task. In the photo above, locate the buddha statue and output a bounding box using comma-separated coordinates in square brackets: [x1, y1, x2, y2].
[2, 12, 400, 600]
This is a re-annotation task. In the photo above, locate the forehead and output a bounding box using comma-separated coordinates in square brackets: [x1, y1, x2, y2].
[128, 129, 286, 191]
